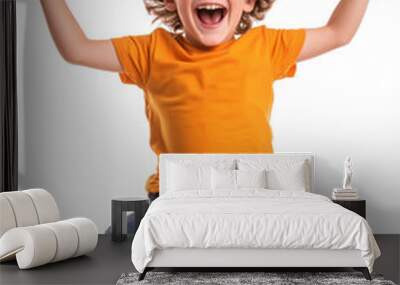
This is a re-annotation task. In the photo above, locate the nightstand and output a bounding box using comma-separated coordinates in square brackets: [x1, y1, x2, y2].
[111, 197, 149, 242]
[332, 199, 366, 219]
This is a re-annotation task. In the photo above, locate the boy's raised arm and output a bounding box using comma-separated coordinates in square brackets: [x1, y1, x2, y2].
[298, 0, 369, 62]
[40, 0, 122, 72]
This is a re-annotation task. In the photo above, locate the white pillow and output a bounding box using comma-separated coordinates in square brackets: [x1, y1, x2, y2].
[237, 159, 309, 191]
[267, 164, 307, 191]
[211, 168, 236, 190]
[165, 159, 236, 192]
[237, 169, 267, 188]
[167, 162, 212, 191]
[211, 168, 268, 190]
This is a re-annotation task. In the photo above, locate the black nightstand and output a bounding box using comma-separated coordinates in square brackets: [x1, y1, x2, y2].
[111, 197, 149, 242]
[332, 199, 366, 219]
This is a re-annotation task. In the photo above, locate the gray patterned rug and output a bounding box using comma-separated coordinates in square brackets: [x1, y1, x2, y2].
[116, 271, 396, 285]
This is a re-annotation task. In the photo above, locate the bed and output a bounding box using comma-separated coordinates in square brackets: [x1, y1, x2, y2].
[131, 153, 381, 281]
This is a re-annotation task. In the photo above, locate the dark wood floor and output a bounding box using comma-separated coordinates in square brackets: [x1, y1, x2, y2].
[0, 235, 398, 285]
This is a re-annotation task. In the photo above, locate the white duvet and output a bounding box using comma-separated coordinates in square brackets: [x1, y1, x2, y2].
[131, 189, 381, 273]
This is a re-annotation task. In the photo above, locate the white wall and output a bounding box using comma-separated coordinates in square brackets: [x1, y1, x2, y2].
[16, 0, 400, 233]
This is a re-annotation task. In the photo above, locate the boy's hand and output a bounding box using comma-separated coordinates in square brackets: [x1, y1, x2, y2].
[298, 0, 369, 62]
[40, 0, 122, 72]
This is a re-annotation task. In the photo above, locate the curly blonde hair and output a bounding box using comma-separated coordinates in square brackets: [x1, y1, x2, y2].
[143, 0, 275, 35]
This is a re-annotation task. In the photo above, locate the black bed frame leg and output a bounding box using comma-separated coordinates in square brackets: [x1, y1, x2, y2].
[354, 267, 372, 280]
[362, 268, 372, 281]
[138, 268, 148, 281]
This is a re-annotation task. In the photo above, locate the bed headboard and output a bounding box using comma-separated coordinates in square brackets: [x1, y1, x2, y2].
[159, 153, 315, 195]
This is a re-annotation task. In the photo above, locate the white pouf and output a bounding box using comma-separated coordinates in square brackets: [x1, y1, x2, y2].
[0, 189, 98, 269]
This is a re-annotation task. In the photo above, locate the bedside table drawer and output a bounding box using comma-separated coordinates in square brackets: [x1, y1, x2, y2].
[332, 200, 366, 219]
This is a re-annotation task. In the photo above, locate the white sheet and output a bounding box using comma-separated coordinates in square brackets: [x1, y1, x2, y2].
[131, 190, 380, 273]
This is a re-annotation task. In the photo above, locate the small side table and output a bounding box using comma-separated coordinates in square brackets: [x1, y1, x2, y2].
[332, 199, 366, 219]
[112, 197, 149, 242]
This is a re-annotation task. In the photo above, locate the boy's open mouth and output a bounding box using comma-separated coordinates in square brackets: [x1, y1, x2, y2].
[195, 3, 228, 28]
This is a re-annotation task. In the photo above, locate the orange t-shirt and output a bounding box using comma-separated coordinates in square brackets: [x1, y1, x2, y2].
[111, 26, 306, 193]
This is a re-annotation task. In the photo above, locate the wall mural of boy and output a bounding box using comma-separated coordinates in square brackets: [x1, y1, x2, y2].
[40, 0, 369, 202]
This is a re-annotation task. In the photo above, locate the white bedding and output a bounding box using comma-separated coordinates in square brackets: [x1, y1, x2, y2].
[131, 190, 381, 273]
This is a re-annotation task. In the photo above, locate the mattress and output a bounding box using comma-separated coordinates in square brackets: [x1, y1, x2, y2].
[131, 189, 381, 273]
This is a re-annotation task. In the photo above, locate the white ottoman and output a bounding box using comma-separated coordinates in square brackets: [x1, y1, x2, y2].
[0, 189, 98, 269]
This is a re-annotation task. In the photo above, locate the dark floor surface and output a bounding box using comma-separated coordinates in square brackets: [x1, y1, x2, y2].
[0, 234, 399, 285]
